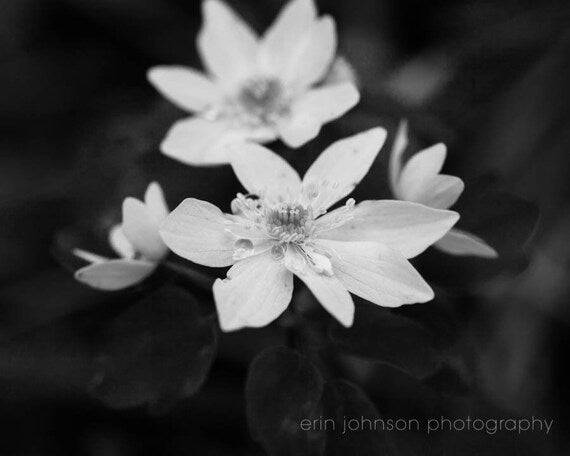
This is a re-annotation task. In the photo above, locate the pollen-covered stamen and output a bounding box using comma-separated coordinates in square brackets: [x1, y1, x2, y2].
[231, 193, 264, 221]
[265, 203, 316, 243]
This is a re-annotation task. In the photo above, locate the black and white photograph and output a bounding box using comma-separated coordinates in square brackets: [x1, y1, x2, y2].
[1, 0, 569, 454]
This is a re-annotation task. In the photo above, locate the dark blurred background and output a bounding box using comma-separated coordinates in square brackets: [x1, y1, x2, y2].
[1, 0, 570, 454]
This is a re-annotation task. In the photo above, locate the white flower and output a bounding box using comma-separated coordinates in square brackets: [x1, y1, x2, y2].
[74, 183, 170, 290]
[389, 121, 498, 258]
[147, 0, 360, 166]
[159, 128, 459, 331]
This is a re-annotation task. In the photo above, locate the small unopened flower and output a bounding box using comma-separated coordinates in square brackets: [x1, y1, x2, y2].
[389, 121, 498, 258]
[160, 128, 459, 331]
[148, 0, 360, 166]
[74, 183, 170, 290]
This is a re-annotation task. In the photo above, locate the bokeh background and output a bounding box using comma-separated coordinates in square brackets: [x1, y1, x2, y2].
[1, 0, 570, 454]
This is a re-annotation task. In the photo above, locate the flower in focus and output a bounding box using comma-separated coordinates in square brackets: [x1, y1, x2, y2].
[159, 128, 459, 331]
[148, 0, 360, 166]
[74, 183, 170, 290]
[389, 121, 498, 258]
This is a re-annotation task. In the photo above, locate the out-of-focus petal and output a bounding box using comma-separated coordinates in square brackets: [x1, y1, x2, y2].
[144, 182, 169, 220]
[73, 248, 108, 264]
[435, 228, 498, 258]
[213, 252, 293, 331]
[197, 0, 258, 88]
[318, 240, 434, 307]
[74, 259, 156, 291]
[280, 16, 336, 90]
[122, 197, 167, 262]
[147, 66, 221, 113]
[302, 127, 386, 211]
[278, 82, 359, 148]
[283, 247, 354, 327]
[229, 142, 301, 199]
[108, 226, 136, 259]
[160, 117, 276, 166]
[259, 0, 317, 75]
[389, 120, 409, 193]
[323, 56, 359, 86]
[159, 198, 237, 267]
[397, 143, 447, 201]
[318, 200, 458, 258]
[415, 175, 464, 210]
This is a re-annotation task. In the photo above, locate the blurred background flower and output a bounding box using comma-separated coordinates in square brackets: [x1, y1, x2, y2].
[0, 0, 568, 455]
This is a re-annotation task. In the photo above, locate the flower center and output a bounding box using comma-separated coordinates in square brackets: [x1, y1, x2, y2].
[227, 194, 355, 271]
[265, 203, 315, 244]
[233, 77, 288, 126]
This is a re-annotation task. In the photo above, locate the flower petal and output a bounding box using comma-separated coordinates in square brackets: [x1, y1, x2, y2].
[281, 16, 337, 90]
[213, 252, 293, 331]
[122, 197, 168, 262]
[302, 127, 387, 211]
[435, 228, 498, 258]
[144, 182, 169, 220]
[415, 174, 464, 209]
[108, 226, 136, 259]
[147, 66, 221, 113]
[278, 82, 360, 148]
[259, 0, 317, 75]
[318, 200, 459, 258]
[73, 248, 108, 264]
[159, 198, 236, 267]
[398, 143, 449, 201]
[160, 117, 276, 166]
[75, 259, 156, 291]
[229, 142, 301, 199]
[323, 56, 358, 86]
[388, 120, 408, 193]
[197, 0, 258, 87]
[318, 240, 434, 307]
[284, 247, 354, 327]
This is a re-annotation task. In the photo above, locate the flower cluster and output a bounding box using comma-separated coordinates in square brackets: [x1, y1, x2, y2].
[72, 0, 496, 331]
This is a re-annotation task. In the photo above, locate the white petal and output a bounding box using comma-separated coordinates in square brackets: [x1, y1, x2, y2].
[73, 248, 108, 264]
[435, 228, 498, 258]
[160, 117, 276, 166]
[122, 197, 168, 262]
[159, 198, 236, 267]
[213, 252, 293, 331]
[281, 16, 337, 90]
[283, 247, 354, 326]
[318, 240, 434, 307]
[147, 66, 221, 113]
[415, 174, 464, 210]
[323, 56, 359, 86]
[398, 143, 448, 202]
[318, 200, 459, 258]
[197, 0, 258, 87]
[108, 225, 136, 259]
[229, 142, 301, 199]
[278, 82, 360, 148]
[259, 0, 317, 75]
[74, 259, 156, 291]
[302, 127, 386, 211]
[144, 182, 169, 220]
[388, 120, 409, 194]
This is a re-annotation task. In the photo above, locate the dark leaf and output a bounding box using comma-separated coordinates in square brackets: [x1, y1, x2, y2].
[321, 380, 394, 455]
[246, 347, 325, 456]
[330, 302, 441, 378]
[91, 285, 217, 412]
[418, 177, 539, 288]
